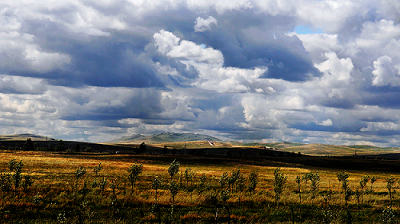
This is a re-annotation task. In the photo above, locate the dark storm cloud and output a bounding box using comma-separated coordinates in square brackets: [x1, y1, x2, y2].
[49, 36, 166, 88]
[10, 10, 200, 88]
[289, 121, 366, 133]
[0, 76, 46, 95]
[191, 94, 234, 111]
[60, 89, 164, 122]
[320, 96, 356, 109]
[139, 4, 198, 34]
[194, 103, 246, 131]
[190, 10, 321, 81]
[362, 91, 400, 109]
[362, 130, 400, 137]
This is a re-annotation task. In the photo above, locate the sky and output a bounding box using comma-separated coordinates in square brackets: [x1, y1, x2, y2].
[1, 0, 400, 146]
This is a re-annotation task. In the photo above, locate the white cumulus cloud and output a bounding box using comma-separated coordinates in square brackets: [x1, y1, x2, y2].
[194, 16, 218, 32]
[154, 29, 223, 64]
[372, 55, 400, 86]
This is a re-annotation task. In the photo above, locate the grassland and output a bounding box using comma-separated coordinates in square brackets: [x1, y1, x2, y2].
[1, 150, 400, 223]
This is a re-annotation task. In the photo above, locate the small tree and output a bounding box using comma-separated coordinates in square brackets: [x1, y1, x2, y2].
[274, 168, 287, 205]
[198, 173, 207, 193]
[295, 175, 302, 203]
[236, 173, 246, 208]
[386, 176, 396, 207]
[184, 167, 193, 189]
[168, 159, 180, 181]
[55, 140, 66, 151]
[219, 172, 229, 190]
[15, 163, 24, 190]
[127, 163, 143, 193]
[336, 172, 353, 206]
[152, 176, 161, 202]
[74, 166, 86, 191]
[355, 187, 361, 206]
[228, 169, 240, 192]
[99, 177, 107, 194]
[75, 166, 86, 180]
[220, 190, 231, 222]
[247, 171, 258, 194]
[25, 138, 35, 151]
[169, 180, 179, 218]
[309, 173, 320, 205]
[370, 176, 377, 193]
[152, 176, 162, 223]
[359, 175, 369, 204]
[337, 171, 350, 194]
[139, 142, 147, 154]
[94, 163, 102, 177]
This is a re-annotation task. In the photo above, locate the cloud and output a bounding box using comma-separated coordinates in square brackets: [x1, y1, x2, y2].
[318, 119, 333, 126]
[191, 13, 321, 81]
[154, 29, 223, 64]
[316, 52, 354, 83]
[0, 29, 71, 74]
[0, 75, 46, 94]
[2, 0, 400, 146]
[194, 16, 217, 32]
[372, 55, 400, 86]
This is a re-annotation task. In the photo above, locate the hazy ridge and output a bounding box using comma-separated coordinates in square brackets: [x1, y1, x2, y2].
[109, 132, 221, 144]
[0, 133, 57, 141]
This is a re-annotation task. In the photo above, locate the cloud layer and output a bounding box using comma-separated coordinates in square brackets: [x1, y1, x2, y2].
[1, 0, 400, 146]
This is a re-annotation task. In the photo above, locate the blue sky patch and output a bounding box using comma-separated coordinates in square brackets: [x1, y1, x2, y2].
[294, 25, 323, 34]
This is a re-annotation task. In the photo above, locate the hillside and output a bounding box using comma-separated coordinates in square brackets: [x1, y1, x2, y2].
[0, 133, 57, 141]
[109, 132, 221, 144]
[264, 142, 400, 156]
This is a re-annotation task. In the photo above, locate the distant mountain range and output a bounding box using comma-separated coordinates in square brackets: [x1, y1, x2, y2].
[0, 133, 57, 141]
[109, 132, 221, 144]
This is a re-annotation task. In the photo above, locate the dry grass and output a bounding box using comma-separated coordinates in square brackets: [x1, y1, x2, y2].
[0, 151, 400, 223]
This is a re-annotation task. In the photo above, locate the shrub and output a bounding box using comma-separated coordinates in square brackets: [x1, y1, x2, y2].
[22, 174, 34, 192]
[7, 159, 24, 190]
[0, 172, 12, 192]
[380, 207, 395, 224]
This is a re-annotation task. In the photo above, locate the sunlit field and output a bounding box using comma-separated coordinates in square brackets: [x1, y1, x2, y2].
[0, 151, 399, 223]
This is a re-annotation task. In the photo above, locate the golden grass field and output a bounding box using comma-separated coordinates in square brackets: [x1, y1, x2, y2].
[1, 150, 400, 223]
